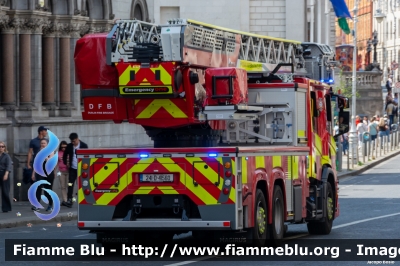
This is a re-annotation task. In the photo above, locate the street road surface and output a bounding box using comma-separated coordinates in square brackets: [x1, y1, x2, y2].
[1, 154, 400, 265]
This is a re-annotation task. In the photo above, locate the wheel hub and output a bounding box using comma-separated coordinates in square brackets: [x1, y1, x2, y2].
[257, 203, 266, 235]
[327, 196, 333, 220]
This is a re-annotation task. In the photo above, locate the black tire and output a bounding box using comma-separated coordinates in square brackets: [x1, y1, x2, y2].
[269, 185, 285, 242]
[252, 189, 268, 247]
[307, 182, 334, 235]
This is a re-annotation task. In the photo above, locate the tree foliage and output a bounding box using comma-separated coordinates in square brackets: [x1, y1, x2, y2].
[333, 68, 360, 99]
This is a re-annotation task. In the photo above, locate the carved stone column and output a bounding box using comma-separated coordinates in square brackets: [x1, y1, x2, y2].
[56, 22, 74, 108]
[42, 22, 56, 109]
[56, 17, 89, 116]
[18, 32, 32, 107]
[0, 15, 17, 109]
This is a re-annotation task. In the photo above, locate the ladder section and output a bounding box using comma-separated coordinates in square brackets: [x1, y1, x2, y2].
[184, 19, 305, 74]
[106, 18, 307, 75]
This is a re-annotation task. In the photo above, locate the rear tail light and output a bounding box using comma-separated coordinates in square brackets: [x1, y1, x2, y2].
[84, 189, 90, 195]
[223, 188, 229, 195]
[82, 163, 89, 170]
[223, 221, 230, 227]
[82, 172, 88, 178]
[225, 171, 232, 177]
[78, 222, 85, 227]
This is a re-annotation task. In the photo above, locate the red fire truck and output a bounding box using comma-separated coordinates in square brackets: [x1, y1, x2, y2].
[74, 19, 349, 247]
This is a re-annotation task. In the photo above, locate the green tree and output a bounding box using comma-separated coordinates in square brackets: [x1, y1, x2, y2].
[333, 68, 360, 99]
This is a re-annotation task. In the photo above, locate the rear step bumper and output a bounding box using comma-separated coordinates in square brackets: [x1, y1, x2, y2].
[79, 220, 232, 230]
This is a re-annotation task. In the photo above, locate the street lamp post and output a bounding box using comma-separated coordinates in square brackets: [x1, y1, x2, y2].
[349, 0, 360, 163]
[374, 0, 387, 86]
[390, 0, 397, 82]
[372, 30, 380, 71]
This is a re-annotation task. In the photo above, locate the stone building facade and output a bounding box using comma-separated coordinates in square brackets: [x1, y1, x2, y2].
[0, 0, 337, 201]
[0, 0, 153, 201]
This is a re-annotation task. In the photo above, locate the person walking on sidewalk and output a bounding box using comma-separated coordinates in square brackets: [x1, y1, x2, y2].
[56, 141, 69, 206]
[0, 141, 12, 213]
[27, 126, 48, 171]
[368, 116, 378, 142]
[378, 118, 389, 148]
[63, 133, 88, 208]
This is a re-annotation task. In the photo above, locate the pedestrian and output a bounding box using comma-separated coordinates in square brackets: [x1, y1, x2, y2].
[356, 118, 367, 148]
[378, 118, 388, 148]
[31, 138, 56, 212]
[0, 141, 12, 212]
[385, 100, 395, 129]
[394, 93, 399, 123]
[27, 126, 48, 171]
[56, 141, 69, 206]
[355, 115, 361, 126]
[342, 133, 348, 155]
[368, 117, 378, 142]
[363, 116, 369, 126]
[63, 133, 88, 207]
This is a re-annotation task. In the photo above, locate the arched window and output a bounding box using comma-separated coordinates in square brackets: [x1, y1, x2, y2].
[130, 0, 149, 22]
[133, 4, 143, 20]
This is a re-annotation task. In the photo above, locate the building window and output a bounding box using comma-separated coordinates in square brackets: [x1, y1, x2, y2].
[133, 4, 143, 20]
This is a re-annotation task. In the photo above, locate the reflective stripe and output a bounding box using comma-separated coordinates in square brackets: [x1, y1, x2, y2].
[298, 130, 306, 137]
[159, 186, 179, 194]
[118, 64, 172, 86]
[292, 156, 299, 179]
[242, 157, 248, 184]
[97, 159, 150, 205]
[157, 158, 217, 205]
[272, 156, 281, 167]
[136, 99, 188, 119]
[255, 156, 265, 169]
[185, 157, 235, 203]
[134, 187, 155, 194]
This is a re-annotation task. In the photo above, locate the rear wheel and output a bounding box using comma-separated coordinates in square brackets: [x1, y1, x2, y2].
[252, 189, 268, 247]
[269, 185, 284, 242]
[307, 182, 334, 235]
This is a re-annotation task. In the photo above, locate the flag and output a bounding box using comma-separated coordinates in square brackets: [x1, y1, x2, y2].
[330, 0, 352, 35]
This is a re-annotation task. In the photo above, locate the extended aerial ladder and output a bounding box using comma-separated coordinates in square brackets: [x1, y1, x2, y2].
[107, 18, 308, 77]
[76, 18, 337, 147]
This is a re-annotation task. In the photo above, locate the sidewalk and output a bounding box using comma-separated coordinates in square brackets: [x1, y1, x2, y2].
[0, 178, 78, 229]
[0, 199, 77, 229]
[336, 140, 400, 179]
[1, 145, 399, 229]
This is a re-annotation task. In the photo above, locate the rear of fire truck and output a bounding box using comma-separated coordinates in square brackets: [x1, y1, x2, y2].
[74, 19, 349, 247]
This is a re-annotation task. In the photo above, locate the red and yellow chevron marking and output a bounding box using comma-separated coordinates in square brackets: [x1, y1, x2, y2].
[79, 157, 235, 206]
[133, 99, 188, 119]
[116, 62, 174, 86]
[116, 62, 175, 95]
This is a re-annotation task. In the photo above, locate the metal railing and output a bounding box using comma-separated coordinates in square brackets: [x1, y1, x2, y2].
[336, 123, 400, 171]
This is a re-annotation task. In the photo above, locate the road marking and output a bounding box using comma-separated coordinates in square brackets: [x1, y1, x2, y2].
[339, 185, 400, 198]
[73, 234, 90, 238]
[0, 232, 30, 234]
[333, 212, 400, 229]
[164, 256, 216, 266]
